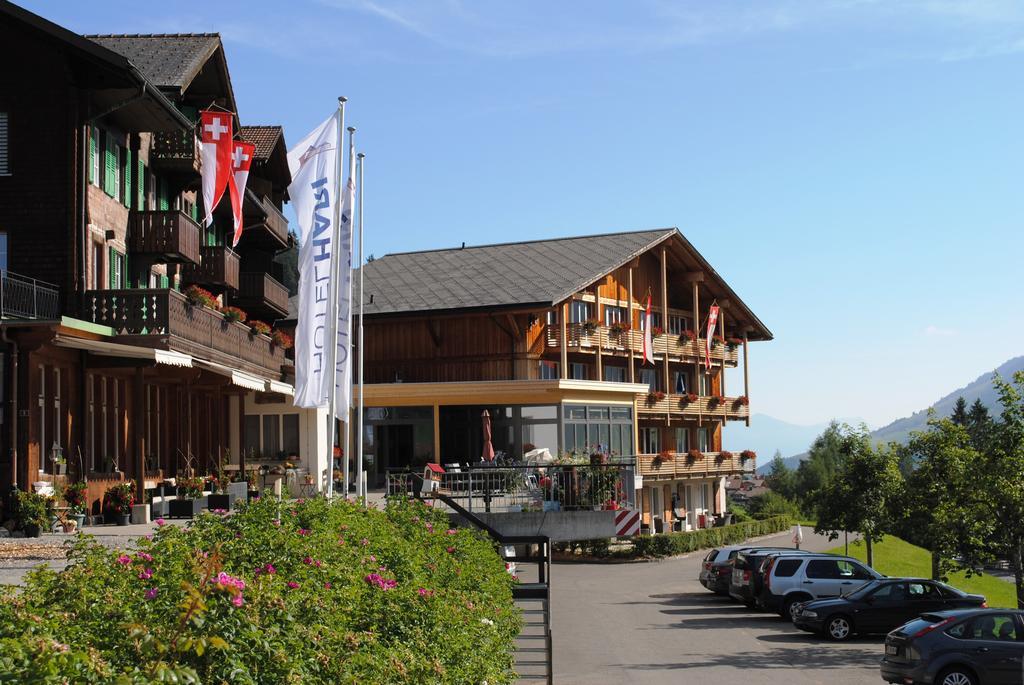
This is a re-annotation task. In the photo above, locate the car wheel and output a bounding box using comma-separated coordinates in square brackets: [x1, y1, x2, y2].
[783, 597, 805, 622]
[825, 615, 853, 641]
[936, 668, 977, 685]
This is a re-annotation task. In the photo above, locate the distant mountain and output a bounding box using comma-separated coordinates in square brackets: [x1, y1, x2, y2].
[723, 415, 836, 473]
[752, 355, 1024, 474]
[870, 355, 1024, 446]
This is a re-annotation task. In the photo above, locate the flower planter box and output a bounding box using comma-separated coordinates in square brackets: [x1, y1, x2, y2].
[23, 523, 41, 538]
[168, 497, 204, 519]
[131, 503, 150, 525]
[206, 492, 236, 512]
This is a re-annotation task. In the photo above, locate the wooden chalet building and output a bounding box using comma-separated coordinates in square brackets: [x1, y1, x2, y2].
[0, 2, 313, 514]
[356, 228, 772, 531]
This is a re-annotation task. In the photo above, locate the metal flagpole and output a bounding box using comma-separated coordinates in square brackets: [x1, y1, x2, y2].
[342, 125, 356, 500]
[356, 151, 365, 502]
[325, 96, 346, 500]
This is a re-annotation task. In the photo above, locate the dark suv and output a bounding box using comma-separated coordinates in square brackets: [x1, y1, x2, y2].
[881, 609, 1024, 685]
[701, 546, 802, 596]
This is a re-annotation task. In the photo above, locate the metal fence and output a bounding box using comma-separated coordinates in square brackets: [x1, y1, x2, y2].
[386, 460, 636, 513]
[0, 270, 60, 320]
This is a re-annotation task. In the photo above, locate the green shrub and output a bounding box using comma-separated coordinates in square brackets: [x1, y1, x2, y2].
[748, 491, 802, 520]
[15, 490, 53, 529]
[628, 515, 792, 558]
[0, 496, 520, 684]
[728, 501, 753, 523]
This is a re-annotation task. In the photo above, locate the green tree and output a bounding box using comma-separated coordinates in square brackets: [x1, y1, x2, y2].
[813, 425, 902, 568]
[764, 451, 797, 501]
[967, 398, 992, 449]
[794, 421, 846, 512]
[950, 396, 968, 425]
[893, 415, 979, 580]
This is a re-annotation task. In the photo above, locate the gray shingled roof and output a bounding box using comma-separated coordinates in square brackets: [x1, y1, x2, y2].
[355, 229, 674, 316]
[86, 33, 220, 92]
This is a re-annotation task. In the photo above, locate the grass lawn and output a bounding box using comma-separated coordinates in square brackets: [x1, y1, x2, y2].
[826, 535, 1017, 609]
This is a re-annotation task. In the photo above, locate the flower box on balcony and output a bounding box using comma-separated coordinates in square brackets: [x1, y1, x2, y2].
[740, 450, 757, 460]
[726, 337, 743, 350]
[680, 393, 698, 405]
[581, 319, 600, 335]
[708, 395, 725, 406]
[646, 391, 666, 405]
[712, 335, 726, 347]
[678, 329, 696, 343]
[607, 321, 631, 334]
[652, 450, 673, 467]
[687, 449, 703, 461]
[733, 395, 749, 407]
[651, 326, 663, 338]
[718, 451, 734, 461]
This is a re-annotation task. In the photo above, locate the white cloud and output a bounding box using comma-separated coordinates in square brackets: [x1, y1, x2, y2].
[924, 325, 958, 337]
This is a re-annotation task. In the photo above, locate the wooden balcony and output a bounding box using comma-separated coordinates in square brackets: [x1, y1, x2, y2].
[181, 245, 240, 291]
[636, 452, 755, 480]
[636, 392, 750, 421]
[150, 132, 200, 175]
[239, 195, 290, 250]
[545, 323, 739, 366]
[234, 272, 290, 319]
[128, 210, 201, 264]
[84, 288, 285, 378]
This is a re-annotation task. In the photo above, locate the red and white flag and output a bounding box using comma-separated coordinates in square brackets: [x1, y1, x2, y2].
[704, 304, 720, 371]
[229, 140, 256, 247]
[642, 293, 654, 365]
[199, 110, 234, 227]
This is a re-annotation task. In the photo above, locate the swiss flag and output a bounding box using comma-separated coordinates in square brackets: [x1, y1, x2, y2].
[642, 293, 654, 365]
[229, 141, 256, 247]
[199, 110, 234, 227]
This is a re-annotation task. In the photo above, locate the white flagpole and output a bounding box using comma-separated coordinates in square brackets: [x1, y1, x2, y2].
[342, 126, 356, 500]
[325, 96, 346, 500]
[356, 151, 365, 502]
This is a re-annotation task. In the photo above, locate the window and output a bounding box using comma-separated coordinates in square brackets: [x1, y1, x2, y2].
[100, 377, 108, 468]
[639, 368, 658, 392]
[0, 111, 9, 175]
[907, 583, 938, 600]
[806, 560, 842, 579]
[640, 427, 660, 454]
[967, 614, 1018, 641]
[674, 428, 688, 453]
[243, 415, 260, 457]
[104, 135, 121, 201]
[244, 413, 301, 459]
[37, 365, 45, 473]
[86, 374, 95, 469]
[52, 368, 61, 459]
[145, 386, 163, 471]
[640, 312, 662, 331]
[90, 127, 100, 186]
[564, 403, 632, 456]
[569, 301, 591, 324]
[774, 559, 803, 577]
[538, 361, 559, 380]
[668, 315, 688, 335]
[698, 427, 710, 452]
[545, 310, 556, 326]
[603, 366, 626, 383]
[283, 414, 300, 456]
[570, 363, 587, 380]
[262, 415, 280, 458]
[0, 231, 7, 272]
[604, 305, 627, 325]
[673, 371, 688, 394]
[109, 249, 125, 289]
[91, 242, 103, 290]
[698, 372, 710, 396]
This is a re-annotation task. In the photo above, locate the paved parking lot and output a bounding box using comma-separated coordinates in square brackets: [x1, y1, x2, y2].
[551, 527, 883, 684]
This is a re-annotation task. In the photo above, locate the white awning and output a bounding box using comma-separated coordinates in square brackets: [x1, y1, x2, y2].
[54, 336, 193, 367]
[266, 380, 294, 396]
[193, 359, 268, 392]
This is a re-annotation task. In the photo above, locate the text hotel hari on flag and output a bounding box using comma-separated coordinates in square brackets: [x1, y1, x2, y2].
[288, 109, 355, 415]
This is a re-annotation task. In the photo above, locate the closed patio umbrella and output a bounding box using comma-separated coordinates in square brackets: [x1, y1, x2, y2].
[481, 409, 495, 462]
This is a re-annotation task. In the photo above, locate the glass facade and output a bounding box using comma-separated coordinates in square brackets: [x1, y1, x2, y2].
[563, 404, 633, 457]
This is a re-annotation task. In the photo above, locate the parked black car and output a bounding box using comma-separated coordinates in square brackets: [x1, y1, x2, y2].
[881, 609, 1024, 685]
[793, 578, 985, 641]
[728, 549, 813, 607]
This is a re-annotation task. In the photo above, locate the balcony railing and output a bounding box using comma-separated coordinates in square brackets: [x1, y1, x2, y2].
[545, 323, 739, 365]
[84, 288, 285, 376]
[236, 272, 290, 318]
[636, 392, 750, 420]
[181, 245, 240, 291]
[128, 210, 201, 264]
[151, 132, 200, 175]
[241, 195, 290, 249]
[0, 270, 60, 320]
[636, 452, 755, 479]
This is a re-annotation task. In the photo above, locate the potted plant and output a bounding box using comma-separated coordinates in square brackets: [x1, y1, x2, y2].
[64, 481, 87, 530]
[183, 285, 219, 309]
[651, 325, 664, 338]
[270, 329, 293, 350]
[708, 394, 725, 407]
[206, 471, 235, 512]
[16, 490, 51, 538]
[726, 337, 743, 350]
[712, 334, 726, 348]
[581, 318, 600, 335]
[680, 392, 698, 405]
[104, 481, 135, 526]
[221, 306, 247, 324]
[607, 321, 631, 335]
[718, 450, 734, 461]
[740, 449, 757, 460]
[678, 329, 697, 343]
[733, 395, 749, 407]
[687, 449, 703, 462]
[646, 390, 666, 405]
[249, 320, 271, 337]
[652, 449, 673, 467]
[169, 476, 205, 518]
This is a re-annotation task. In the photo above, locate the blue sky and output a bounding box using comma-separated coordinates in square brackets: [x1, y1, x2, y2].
[24, 0, 1024, 428]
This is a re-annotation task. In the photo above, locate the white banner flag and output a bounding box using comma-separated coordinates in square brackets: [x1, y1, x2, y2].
[333, 166, 355, 418]
[288, 111, 346, 409]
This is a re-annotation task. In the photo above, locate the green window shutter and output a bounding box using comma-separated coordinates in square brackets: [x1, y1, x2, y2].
[103, 136, 116, 197]
[190, 200, 198, 222]
[137, 159, 145, 210]
[107, 247, 116, 288]
[158, 178, 169, 211]
[124, 252, 131, 289]
[160, 274, 169, 289]
[88, 128, 96, 185]
[123, 149, 132, 208]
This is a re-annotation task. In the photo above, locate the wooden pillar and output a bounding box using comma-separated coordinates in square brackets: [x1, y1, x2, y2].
[663, 483, 672, 526]
[133, 367, 145, 503]
[719, 307, 726, 397]
[432, 402, 441, 464]
[560, 302, 568, 380]
[595, 298, 603, 382]
[692, 279, 702, 426]
[627, 267, 635, 383]
[660, 248, 670, 395]
[236, 393, 246, 476]
[743, 331, 750, 427]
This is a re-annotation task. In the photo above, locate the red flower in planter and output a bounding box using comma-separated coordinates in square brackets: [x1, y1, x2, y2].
[249, 320, 271, 336]
[184, 285, 219, 309]
[646, 390, 666, 405]
[687, 449, 703, 461]
[712, 334, 726, 347]
[719, 450, 734, 460]
[271, 330, 293, 349]
[740, 450, 757, 460]
[680, 393, 698, 404]
[733, 395, 749, 407]
[608, 321, 631, 334]
[651, 326, 664, 338]
[221, 306, 247, 324]
[726, 337, 743, 349]
[708, 394, 725, 406]
[678, 329, 697, 342]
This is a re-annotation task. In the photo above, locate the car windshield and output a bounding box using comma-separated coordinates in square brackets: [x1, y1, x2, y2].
[935, 582, 966, 599]
[844, 580, 884, 600]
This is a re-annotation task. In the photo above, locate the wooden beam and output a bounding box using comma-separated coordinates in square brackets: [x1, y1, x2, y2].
[743, 332, 750, 427]
[133, 367, 145, 503]
[425, 320, 442, 349]
[661, 247, 670, 426]
[505, 313, 522, 340]
[560, 302, 568, 380]
[693, 279, 702, 426]
[682, 271, 704, 283]
[432, 402, 441, 464]
[627, 266, 635, 383]
[719, 305, 726, 397]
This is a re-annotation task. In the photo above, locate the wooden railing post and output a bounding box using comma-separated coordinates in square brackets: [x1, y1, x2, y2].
[743, 329, 750, 427]
[627, 266, 635, 383]
[560, 302, 568, 380]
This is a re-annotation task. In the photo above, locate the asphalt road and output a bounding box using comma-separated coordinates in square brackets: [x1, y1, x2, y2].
[551, 527, 883, 685]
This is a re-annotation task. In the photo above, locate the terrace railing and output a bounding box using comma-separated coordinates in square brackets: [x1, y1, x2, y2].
[386, 460, 636, 514]
[0, 270, 60, 320]
[545, 323, 740, 365]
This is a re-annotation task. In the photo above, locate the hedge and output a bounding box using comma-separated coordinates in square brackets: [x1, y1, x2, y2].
[0, 496, 520, 684]
[628, 515, 792, 558]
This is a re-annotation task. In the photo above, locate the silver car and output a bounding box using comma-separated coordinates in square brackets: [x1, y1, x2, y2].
[756, 553, 883, 621]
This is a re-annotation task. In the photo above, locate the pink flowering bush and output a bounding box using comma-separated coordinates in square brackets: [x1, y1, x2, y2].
[0, 495, 519, 684]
